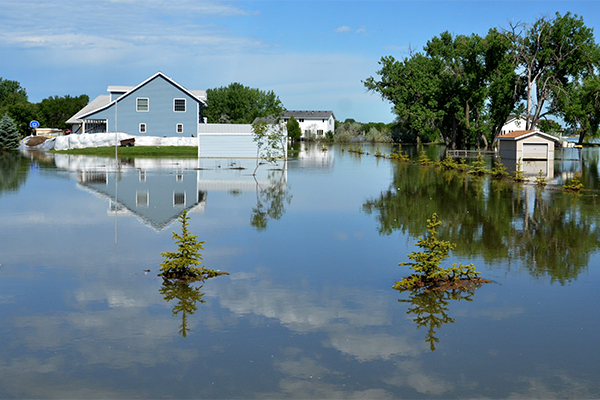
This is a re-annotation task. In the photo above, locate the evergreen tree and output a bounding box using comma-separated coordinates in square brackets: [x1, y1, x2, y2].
[0, 114, 20, 151]
[286, 115, 302, 140]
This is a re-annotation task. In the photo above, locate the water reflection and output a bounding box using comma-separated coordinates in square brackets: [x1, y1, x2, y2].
[0, 152, 29, 196]
[399, 287, 482, 352]
[160, 280, 206, 338]
[363, 162, 600, 283]
[32, 153, 289, 231]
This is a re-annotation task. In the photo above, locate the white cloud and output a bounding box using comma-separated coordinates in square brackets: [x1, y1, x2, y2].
[334, 26, 353, 33]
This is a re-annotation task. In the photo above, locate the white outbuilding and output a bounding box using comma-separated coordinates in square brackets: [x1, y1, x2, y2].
[497, 130, 558, 160]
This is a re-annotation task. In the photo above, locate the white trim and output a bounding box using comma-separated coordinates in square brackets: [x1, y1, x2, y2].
[176, 123, 183, 133]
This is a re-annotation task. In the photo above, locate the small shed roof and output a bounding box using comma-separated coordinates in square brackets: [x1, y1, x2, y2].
[497, 130, 558, 142]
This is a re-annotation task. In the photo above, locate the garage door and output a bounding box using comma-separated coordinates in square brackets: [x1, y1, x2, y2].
[522, 143, 548, 159]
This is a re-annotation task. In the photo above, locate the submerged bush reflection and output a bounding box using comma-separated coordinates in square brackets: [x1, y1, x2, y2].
[399, 287, 481, 352]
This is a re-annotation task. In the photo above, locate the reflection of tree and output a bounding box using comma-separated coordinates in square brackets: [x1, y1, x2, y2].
[251, 170, 292, 231]
[0, 152, 28, 196]
[160, 280, 206, 338]
[399, 288, 477, 351]
[364, 162, 600, 284]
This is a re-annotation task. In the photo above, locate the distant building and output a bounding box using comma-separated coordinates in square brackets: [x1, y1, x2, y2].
[282, 110, 335, 138]
[67, 72, 207, 137]
[501, 115, 537, 135]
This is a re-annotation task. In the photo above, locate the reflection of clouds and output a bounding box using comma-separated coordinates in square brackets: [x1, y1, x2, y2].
[507, 370, 597, 399]
[326, 332, 420, 361]
[210, 273, 424, 363]
[381, 360, 452, 396]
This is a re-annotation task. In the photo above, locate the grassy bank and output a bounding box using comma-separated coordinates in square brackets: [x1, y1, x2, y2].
[52, 146, 199, 158]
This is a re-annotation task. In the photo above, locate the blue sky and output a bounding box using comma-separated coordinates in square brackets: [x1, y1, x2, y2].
[1, 1, 599, 123]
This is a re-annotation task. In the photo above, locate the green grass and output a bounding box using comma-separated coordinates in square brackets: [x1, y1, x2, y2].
[52, 146, 199, 158]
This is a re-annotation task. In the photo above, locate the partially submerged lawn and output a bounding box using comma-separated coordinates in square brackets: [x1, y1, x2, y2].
[52, 146, 199, 158]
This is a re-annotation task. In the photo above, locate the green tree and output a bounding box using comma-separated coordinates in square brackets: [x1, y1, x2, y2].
[0, 78, 27, 106]
[286, 115, 301, 140]
[205, 82, 285, 124]
[555, 75, 600, 144]
[1, 101, 40, 137]
[159, 210, 225, 281]
[504, 12, 600, 130]
[37, 94, 89, 130]
[0, 114, 20, 151]
[251, 119, 287, 175]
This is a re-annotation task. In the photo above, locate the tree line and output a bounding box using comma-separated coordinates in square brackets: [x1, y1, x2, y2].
[0, 78, 89, 137]
[364, 12, 600, 149]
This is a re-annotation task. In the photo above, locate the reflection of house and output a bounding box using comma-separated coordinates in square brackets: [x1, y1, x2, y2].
[79, 169, 207, 231]
[52, 154, 287, 231]
[282, 111, 335, 138]
[66, 72, 207, 136]
[497, 130, 557, 161]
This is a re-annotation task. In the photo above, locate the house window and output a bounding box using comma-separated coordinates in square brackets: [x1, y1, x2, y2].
[174, 99, 186, 112]
[317, 130, 324, 135]
[177, 124, 183, 133]
[298, 119, 304, 122]
[136, 191, 149, 207]
[173, 192, 185, 206]
[139, 123, 146, 133]
[139, 170, 146, 182]
[137, 98, 149, 112]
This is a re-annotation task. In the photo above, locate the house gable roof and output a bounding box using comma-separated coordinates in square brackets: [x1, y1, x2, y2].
[497, 129, 559, 142]
[283, 110, 335, 120]
[72, 72, 207, 121]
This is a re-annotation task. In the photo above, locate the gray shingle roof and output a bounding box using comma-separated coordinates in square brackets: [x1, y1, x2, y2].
[283, 110, 335, 120]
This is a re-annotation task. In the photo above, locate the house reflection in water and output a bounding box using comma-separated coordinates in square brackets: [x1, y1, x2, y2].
[52, 154, 287, 231]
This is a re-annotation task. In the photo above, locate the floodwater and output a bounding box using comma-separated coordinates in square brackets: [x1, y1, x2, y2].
[0, 143, 599, 399]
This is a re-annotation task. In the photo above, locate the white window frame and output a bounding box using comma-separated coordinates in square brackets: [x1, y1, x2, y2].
[174, 98, 186, 112]
[139, 123, 146, 133]
[176, 123, 183, 133]
[136, 98, 149, 112]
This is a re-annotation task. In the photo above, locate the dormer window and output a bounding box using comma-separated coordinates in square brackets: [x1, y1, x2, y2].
[174, 99, 186, 112]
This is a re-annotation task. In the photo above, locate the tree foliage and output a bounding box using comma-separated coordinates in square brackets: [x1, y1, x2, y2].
[394, 213, 482, 292]
[205, 82, 285, 124]
[251, 119, 287, 175]
[286, 115, 302, 140]
[0, 114, 21, 151]
[365, 13, 600, 148]
[37, 94, 89, 130]
[159, 210, 226, 281]
[505, 12, 600, 132]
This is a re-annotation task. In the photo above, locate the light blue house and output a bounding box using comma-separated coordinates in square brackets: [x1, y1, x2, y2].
[67, 72, 207, 137]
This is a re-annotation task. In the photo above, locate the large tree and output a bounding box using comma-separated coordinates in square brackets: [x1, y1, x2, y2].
[0, 78, 28, 107]
[504, 12, 600, 130]
[365, 32, 495, 149]
[205, 82, 285, 124]
[556, 75, 600, 144]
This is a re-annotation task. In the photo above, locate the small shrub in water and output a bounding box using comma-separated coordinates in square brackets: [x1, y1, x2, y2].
[535, 170, 547, 186]
[394, 213, 485, 292]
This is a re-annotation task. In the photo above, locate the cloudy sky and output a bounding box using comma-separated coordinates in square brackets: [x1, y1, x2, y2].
[1, 0, 599, 123]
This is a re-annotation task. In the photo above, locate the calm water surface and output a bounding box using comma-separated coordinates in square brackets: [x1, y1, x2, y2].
[0, 144, 599, 398]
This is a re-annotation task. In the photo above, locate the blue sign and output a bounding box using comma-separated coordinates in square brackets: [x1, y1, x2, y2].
[30, 120, 40, 128]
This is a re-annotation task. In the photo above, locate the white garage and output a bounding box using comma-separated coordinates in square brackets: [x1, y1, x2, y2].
[497, 130, 557, 160]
